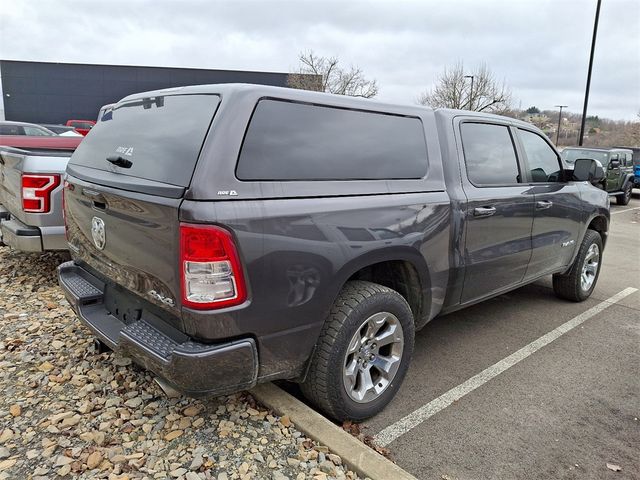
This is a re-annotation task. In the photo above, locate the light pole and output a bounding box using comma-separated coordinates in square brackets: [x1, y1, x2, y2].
[464, 75, 474, 110]
[579, 0, 602, 146]
[555, 105, 568, 146]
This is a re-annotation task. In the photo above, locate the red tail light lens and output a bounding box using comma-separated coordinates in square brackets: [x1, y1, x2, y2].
[21, 174, 61, 213]
[180, 223, 247, 309]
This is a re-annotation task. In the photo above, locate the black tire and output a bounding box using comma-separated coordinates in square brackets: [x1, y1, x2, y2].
[616, 182, 632, 205]
[553, 230, 603, 302]
[300, 280, 415, 421]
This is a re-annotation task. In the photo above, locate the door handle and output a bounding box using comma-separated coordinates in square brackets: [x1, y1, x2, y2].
[83, 189, 105, 201]
[473, 206, 497, 217]
[106, 155, 133, 169]
[536, 200, 553, 210]
[83, 188, 107, 209]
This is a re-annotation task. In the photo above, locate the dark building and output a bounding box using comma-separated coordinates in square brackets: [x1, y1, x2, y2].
[0, 60, 299, 124]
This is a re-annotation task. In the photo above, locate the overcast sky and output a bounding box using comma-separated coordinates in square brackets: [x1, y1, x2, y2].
[0, 0, 638, 120]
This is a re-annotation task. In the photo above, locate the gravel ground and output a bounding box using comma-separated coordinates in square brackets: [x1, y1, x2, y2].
[0, 246, 363, 480]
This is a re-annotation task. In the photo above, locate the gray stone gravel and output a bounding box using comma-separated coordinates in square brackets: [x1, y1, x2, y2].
[0, 247, 363, 480]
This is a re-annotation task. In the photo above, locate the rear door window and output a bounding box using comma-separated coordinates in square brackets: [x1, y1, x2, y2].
[23, 126, 53, 136]
[0, 125, 24, 135]
[236, 99, 428, 181]
[460, 123, 521, 185]
[69, 94, 220, 187]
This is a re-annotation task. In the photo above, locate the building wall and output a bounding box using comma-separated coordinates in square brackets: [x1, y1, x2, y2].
[0, 60, 293, 124]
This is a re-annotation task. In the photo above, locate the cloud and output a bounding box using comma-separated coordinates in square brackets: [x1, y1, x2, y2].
[0, 0, 638, 119]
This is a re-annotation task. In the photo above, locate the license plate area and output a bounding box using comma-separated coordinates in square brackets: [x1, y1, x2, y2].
[104, 284, 144, 326]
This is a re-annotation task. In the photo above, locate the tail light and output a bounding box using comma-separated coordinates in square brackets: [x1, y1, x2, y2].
[180, 223, 247, 310]
[21, 174, 60, 213]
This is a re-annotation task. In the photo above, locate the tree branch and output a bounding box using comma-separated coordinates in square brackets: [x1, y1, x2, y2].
[289, 50, 378, 98]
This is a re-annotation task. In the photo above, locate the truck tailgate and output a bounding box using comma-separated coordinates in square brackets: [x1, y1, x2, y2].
[0, 148, 23, 214]
[64, 174, 184, 329]
[61, 91, 221, 331]
[0, 147, 70, 225]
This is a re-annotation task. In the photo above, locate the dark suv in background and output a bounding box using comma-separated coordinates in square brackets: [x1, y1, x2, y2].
[561, 146, 635, 204]
[58, 84, 609, 421]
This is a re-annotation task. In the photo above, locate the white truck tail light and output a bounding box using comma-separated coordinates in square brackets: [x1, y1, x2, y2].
[21, 173, 61, 213]
[180, 223, 247, 309]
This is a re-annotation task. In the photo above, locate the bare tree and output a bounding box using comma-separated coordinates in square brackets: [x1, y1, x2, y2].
[288, 50, 378, 98]
[418, 62, 512, 114]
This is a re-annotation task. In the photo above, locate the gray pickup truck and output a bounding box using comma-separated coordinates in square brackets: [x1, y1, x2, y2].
[58, 84, 609, 421]
[0, 145, 74, 251]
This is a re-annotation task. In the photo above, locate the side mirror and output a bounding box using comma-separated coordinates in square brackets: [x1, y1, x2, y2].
[609, 159, 620, 169]
[573, 158, 605, 184]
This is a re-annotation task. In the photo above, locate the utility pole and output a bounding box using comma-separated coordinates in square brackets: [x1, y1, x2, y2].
[579, 0, 602, 146]
[464, 75, 474, 110]
[555, 105, 568, 146]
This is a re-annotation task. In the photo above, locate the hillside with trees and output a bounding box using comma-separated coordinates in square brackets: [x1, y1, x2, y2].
[508, 108, 640, 147]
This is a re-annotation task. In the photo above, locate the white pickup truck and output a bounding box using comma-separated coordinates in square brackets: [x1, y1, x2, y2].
[0, 136, 81, 251]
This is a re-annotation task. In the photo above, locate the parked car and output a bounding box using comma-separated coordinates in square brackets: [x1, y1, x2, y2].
[0, 135, 82, 152]
[0, 136, 82, 251]
[66, 120, 96, 136]
[614, 146, 640, 188]
[561, 147, 635, 205]
[58, 84, 609, 421]
[41, 124, 83, 136]
[0, 121, 56, 136]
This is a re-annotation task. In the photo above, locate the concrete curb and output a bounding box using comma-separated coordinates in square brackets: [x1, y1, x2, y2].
[250, 383, 418, 480]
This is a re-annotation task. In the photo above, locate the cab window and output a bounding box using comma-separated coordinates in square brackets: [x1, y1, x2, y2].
[518, 129, 563, 182]
[23, 126, 53, 136]
[0, 125, 23, 135]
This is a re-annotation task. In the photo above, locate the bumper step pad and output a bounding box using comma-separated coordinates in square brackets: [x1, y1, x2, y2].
[122, 320, 179, 362]
[57, 261, 258, 395]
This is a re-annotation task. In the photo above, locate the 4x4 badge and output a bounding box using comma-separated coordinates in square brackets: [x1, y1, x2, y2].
[148, 290, 175, 307]
[91, 217, 106, 250]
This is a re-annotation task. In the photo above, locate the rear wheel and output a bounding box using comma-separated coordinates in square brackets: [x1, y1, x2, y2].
[616, 182, 632, 205]
[300, 281, 415, 421]
[553, 230, 602, 302]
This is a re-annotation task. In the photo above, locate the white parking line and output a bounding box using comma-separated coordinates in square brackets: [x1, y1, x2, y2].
[611, 206, 640, 215]
[374, 287, 638, 447]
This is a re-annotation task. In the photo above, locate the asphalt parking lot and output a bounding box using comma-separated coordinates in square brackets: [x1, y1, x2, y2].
[361, 194, 640, 480]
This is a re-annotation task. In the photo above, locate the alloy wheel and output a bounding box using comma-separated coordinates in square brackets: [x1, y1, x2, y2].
[580, 243, 600, 291]
[342, 312, 404, 403]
